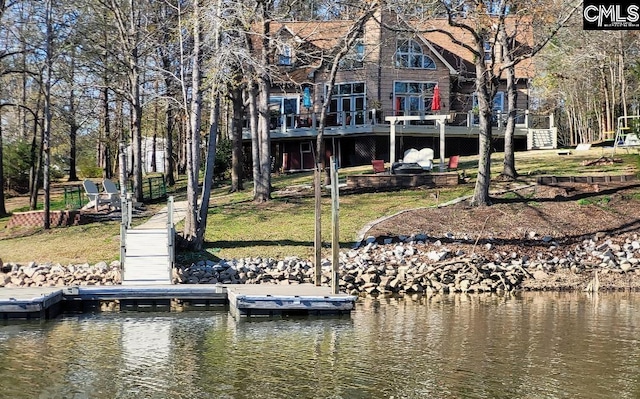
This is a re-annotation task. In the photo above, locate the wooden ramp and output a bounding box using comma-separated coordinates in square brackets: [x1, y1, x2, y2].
[120, 196, 177, 285]
[122, 229, 172, 285]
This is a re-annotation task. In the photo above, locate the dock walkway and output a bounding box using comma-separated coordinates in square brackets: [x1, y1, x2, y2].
[135, 200, 187, 229]
[0, 284, 356, 320]
[0, 200, 356, 320]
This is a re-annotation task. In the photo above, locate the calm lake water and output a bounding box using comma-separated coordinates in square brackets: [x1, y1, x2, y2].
[1, 292, 640, 399]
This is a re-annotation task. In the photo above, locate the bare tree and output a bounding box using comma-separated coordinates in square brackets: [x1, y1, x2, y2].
[537, 22, 640, 146]
[497, 1, 580, 180]
[229, 84, 245, 192]
[100, 0, 149, 201]
[183, 0, 205, 246]
[252, 0, 273, 203]
[393, 0, 577, 204]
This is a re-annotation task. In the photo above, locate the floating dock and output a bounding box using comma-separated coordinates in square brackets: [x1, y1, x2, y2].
[225, 285, 355, 318]
[0, 284, 357, 320]
[0, 287, 64, 320]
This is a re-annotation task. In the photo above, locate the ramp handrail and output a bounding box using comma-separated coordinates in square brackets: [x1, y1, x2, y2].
[120, 195, 175, 280]
[167, 196, 175, 270]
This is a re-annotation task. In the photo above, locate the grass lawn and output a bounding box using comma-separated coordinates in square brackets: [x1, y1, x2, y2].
[0, 148, 638, 265]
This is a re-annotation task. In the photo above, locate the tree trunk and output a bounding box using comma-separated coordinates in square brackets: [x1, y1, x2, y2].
[164, 100, 176, 186]
[253, 8, 272, 203]
[157, 0, 175, 186]
[177, 112, 187, 175]
[501, 65, 517, 180]
[131, 94, 143, 201]
[249, 83, 260, 195]
[68, 94, 79, 182]
[0, 109, 6, 216]
[498, 25, 518, 180]
[116, 0, 144, 202]
[230, 86, 244, 192]
[470, 48, 495, 207]
[115, 94, 127, 192]
[69, 122, 79, 181]
[184, 0, 203, 244]
[473, 106, 493, 206]
[43, 0, 53, 229]
[151, 81, 159, 173]
[29, 114, 42, 211]
[618, 32, 627, 120]
[254, 74, 271, 202]
[101, 86, 112, 179]
[195, 95, 220, 249]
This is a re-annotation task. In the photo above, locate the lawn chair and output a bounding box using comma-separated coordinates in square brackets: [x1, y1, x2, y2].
[82, 180, 114, 211]
[447, 155, 460, 171]
[371, 159, 386, 174]
[102, 178, 122, 210]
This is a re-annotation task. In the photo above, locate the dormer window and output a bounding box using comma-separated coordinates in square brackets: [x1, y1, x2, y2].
[279, 44, 292, 66]
[395, 39, 436, 69]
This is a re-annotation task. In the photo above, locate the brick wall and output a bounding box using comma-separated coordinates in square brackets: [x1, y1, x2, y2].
[7, 210, 85, 228]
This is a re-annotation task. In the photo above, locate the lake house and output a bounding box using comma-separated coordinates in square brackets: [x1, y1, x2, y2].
[245, 10, 556, 172]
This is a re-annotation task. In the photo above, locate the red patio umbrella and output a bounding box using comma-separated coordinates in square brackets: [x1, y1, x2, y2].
[431, 84, 441, 112]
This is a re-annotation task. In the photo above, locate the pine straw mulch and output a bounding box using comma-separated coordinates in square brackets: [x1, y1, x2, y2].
[364, 181, 640, 291]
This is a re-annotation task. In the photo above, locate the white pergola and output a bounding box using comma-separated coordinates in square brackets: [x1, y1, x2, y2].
[385, 115, 449, 172]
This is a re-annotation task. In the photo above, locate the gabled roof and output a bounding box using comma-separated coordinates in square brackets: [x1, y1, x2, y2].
[411, 32, 460, 76]
[264, 14, 536, 83]
[278, 18, 460, 76]
[271, 21, 355, 50]
[417, 18, 536, 80]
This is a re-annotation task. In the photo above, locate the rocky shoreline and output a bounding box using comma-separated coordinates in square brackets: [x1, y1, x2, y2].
[3, 231, 640, 294]
[0, 260, 122, 288]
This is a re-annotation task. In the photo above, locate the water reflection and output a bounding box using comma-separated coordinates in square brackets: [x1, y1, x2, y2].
[1, 292, 640, 398]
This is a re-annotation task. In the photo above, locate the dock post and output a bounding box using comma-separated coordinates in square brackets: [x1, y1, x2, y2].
[330, 156, 340, 294]
[314, 163, 322, 286]
[120, 194, 131, 271]
[167, 195, 175, 275]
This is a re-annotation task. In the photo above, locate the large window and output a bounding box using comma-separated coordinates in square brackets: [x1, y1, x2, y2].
[278, 44, 292, 66]
[472, 92, 505, 125]
[395, 39, 436, 69]
[327, 82, 366, 126]
[392, 81, 437, 116]
[269, 96, 298, 129]
[473, 92, 504, 112]
[340, 41, 365, 70]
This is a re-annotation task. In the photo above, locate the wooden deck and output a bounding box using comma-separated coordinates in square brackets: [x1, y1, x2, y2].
[0, 284, 357, 320]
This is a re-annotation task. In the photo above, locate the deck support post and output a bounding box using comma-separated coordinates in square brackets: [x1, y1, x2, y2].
[386, 115, 449, 169]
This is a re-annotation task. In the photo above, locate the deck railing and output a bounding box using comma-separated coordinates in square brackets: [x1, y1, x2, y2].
[263, 108, 545, 133]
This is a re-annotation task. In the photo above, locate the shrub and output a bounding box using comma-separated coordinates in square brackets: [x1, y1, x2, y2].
[77, 155, 103, 178]
[3, 139, 32, 193]
[214, 137, 232, 180]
